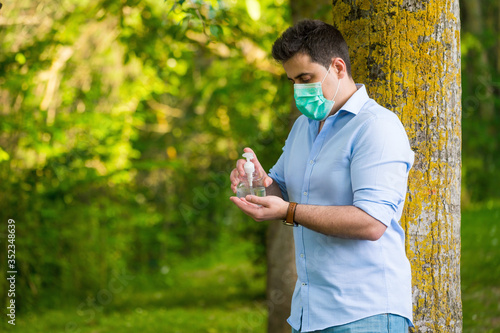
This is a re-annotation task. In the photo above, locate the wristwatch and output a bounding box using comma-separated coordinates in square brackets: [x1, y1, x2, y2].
[283, 202, 298, 227]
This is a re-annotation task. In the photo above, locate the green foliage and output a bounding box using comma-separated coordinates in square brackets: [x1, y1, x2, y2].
[460, 0, 500, 204]
[0, 0, 291, 311]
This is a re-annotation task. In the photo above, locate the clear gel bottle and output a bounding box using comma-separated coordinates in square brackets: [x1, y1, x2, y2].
[236, 152, 266, 198]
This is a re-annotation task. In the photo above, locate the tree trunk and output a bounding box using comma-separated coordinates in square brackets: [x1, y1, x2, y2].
[332, 0, 462, 331]
[266, 222, 296, 333]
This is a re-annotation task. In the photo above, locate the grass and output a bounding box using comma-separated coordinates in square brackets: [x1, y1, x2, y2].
[2, 204, 499, 332]
[10, 305, 267, 333]
[461, 202, 500, 332]
[3, 239, 268, 333]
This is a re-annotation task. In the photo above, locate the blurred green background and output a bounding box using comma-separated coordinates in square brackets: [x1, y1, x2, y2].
[0, 0, 499, 332]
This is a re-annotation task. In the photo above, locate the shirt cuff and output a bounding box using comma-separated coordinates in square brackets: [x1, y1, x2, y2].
[353, 198, 399, 227]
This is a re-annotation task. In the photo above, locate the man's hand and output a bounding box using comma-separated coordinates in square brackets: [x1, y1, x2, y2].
[229, 195, 289, 222]
[230, 147, 273, 194]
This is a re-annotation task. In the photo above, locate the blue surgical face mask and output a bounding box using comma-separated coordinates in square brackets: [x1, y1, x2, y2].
[293, 66, 341, 121]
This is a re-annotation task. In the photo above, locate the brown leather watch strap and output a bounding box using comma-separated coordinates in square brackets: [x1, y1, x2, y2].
[283, 202, 298, 226]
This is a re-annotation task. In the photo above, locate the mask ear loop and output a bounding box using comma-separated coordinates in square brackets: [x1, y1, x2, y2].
[322, 65, 341, 102]
[331, 78, 341, 102]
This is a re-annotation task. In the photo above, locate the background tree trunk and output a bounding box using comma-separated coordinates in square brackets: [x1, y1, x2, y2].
[332, 0, 462, 331]
[266, 223, 296, 333]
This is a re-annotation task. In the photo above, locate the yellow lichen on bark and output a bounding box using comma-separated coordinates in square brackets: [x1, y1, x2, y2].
[332, 0, 462, 331]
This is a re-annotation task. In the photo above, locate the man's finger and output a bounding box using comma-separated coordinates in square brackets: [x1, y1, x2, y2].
[236, 159, 247, 176]
[229, 196, 260, 211]
[240, 197, 261, 208]
[243, 147, 264, 171]
[230, 168, 240, 184]
[264, 176, 273, 188]
[242, 147, 270, 182]
[245, 195, 269, 207]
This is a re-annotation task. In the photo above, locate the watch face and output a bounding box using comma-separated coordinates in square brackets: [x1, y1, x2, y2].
[283, 220, 298, 227]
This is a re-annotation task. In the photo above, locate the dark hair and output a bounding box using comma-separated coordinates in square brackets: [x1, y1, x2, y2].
[272, 19, 352, 77]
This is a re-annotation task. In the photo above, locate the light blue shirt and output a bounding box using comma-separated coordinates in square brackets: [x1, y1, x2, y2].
[269, 85, 414, 332]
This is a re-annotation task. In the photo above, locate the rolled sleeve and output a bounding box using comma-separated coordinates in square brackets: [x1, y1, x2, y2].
[351, 115, 414, 226]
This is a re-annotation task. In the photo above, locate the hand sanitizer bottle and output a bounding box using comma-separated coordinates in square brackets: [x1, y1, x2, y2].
[236, 152, 266, 198]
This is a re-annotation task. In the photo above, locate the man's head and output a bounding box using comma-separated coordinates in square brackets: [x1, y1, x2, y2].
[272, 19, 352, 77]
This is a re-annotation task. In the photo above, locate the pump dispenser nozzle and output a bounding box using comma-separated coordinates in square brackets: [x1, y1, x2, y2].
[242, 153, 255, 175]
[242, 153, 255, 195]
[236, 151, 266, 198]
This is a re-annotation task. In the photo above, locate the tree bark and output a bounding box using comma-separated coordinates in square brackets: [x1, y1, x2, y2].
[266, 222, 296, 333]
[332, 0, 462, 331]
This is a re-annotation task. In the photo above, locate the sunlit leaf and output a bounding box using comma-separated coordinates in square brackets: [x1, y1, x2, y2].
[245, 0, 261, 21]
[0, 147, 9, 161]
[209, 24, 223, 39]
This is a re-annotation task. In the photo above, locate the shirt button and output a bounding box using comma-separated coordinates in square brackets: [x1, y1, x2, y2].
[300, 254, 304, 258]
[302, 283, 307, 286]
[303, 191, 308, 196]
[309, 160, 314, 165]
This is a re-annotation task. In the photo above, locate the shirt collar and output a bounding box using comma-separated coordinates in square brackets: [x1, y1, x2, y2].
[338, 84, 369, 115]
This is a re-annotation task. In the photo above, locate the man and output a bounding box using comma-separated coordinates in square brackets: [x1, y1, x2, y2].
[230, 19, 414, 332]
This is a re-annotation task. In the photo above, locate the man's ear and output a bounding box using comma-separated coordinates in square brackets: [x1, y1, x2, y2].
[331, 58, 347, 79]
